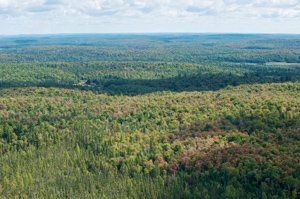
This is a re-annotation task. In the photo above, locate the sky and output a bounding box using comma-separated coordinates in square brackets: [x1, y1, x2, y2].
[0, 0, 300, 35]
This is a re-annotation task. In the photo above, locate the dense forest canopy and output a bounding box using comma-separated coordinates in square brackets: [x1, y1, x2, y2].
[0, 34, 300, 198]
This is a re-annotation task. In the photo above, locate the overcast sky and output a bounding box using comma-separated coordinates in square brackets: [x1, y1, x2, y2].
[0, 0, 299, 35]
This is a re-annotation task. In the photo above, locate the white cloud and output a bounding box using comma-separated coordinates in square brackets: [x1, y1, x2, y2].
[0, 0, 299, 34]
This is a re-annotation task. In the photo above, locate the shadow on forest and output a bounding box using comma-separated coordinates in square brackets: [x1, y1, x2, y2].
[0, 70, 297, 96]
[96, 71, 296, 95]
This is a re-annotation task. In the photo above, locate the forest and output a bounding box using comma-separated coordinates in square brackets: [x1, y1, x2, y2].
[0, 34, 300, 198]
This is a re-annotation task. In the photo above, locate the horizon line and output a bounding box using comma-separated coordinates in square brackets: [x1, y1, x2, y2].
[1, 32, 300, 37]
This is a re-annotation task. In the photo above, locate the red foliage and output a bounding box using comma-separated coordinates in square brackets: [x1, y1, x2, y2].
[194, 160, 202, 172]
[169, 163, 179, 174]
[186, 175, 193, 185]
[163, 176, 173, 181]
[177, 154, 187, 164]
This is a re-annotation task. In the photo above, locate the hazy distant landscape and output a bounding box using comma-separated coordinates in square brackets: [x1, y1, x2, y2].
[1, 34, 300, 94]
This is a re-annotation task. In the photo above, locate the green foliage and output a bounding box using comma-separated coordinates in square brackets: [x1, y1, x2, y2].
[0, 83, 299, 197]
[0, 34, 300, 198]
